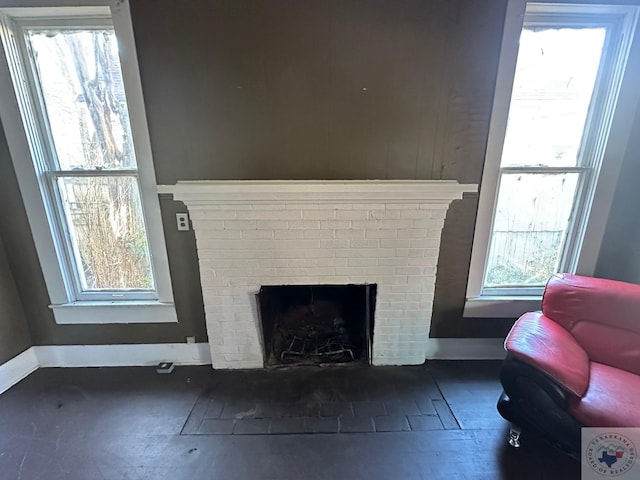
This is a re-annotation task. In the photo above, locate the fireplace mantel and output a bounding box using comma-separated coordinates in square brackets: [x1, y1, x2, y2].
[158, 180, 477, 369]
[157, 180, 476, 205]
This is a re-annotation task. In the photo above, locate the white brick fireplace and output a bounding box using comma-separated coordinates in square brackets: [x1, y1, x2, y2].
[159, 180, 476, 369]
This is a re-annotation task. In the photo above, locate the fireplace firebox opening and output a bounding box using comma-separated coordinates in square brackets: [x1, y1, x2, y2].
[257, 284, 376, 367]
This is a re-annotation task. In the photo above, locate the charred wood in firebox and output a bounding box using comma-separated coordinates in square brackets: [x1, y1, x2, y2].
[274, 301, 355, 364]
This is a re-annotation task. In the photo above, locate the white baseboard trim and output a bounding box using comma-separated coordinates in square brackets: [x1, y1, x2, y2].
[0, 348, 39, 394]
[0, 343, 211, 394]
[424, 338, 506, 360]
[34, 343, 212, 367]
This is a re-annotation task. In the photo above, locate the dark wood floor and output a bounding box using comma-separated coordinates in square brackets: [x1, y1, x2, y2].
[0, 361, 580, 479]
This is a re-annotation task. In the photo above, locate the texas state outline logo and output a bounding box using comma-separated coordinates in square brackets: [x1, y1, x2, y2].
[585, 431, 637, 477]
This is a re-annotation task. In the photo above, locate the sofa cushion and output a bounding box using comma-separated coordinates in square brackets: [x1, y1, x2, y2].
[570, 321, 640, 376]
[505, 312, 590, 397]
[568, 362, 640, 427]
[543, 274, 640, 375]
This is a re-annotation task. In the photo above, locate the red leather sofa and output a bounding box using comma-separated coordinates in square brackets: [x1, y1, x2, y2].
[497, 273, 640, 457]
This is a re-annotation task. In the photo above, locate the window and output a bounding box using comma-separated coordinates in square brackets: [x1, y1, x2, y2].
[0, 3, 176, 323]
[465, 1, 640, 317]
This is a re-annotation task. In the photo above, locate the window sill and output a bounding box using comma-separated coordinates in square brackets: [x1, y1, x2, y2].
[463, 296, 542, 318]
[49, 301, 178, 324]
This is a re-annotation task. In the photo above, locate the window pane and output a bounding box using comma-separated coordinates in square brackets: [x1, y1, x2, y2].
[485, 173, 579, 288]
[57, 176, 153, 291]
[27, 29, 136, 170]
[500, 27, 606, 167]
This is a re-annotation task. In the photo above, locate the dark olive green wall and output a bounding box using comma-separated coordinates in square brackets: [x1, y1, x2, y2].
[0, 126, 32, 363]
[0, 233, 31, 363]
[0, 0, 638, 349]
[135, 0, 491, 184]
[596, 106, 640, 285]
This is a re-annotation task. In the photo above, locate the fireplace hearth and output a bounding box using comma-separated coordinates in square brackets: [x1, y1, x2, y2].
[258, 285, 376, 367]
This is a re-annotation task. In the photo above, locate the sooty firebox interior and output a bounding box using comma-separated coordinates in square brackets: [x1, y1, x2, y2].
[257, 285, 376, 367]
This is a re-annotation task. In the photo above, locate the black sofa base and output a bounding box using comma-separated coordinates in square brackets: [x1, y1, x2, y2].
[497, 355, 583, 460]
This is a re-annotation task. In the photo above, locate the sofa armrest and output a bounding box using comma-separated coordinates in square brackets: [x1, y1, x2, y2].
[505, 312, 590, 397]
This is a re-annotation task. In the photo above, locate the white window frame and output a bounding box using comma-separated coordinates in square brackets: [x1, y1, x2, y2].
[464, 0, 640, 318]
[0, 0, 176, 324]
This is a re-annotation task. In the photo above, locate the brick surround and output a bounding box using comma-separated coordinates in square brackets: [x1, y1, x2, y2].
[159, 181, 476, 369]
